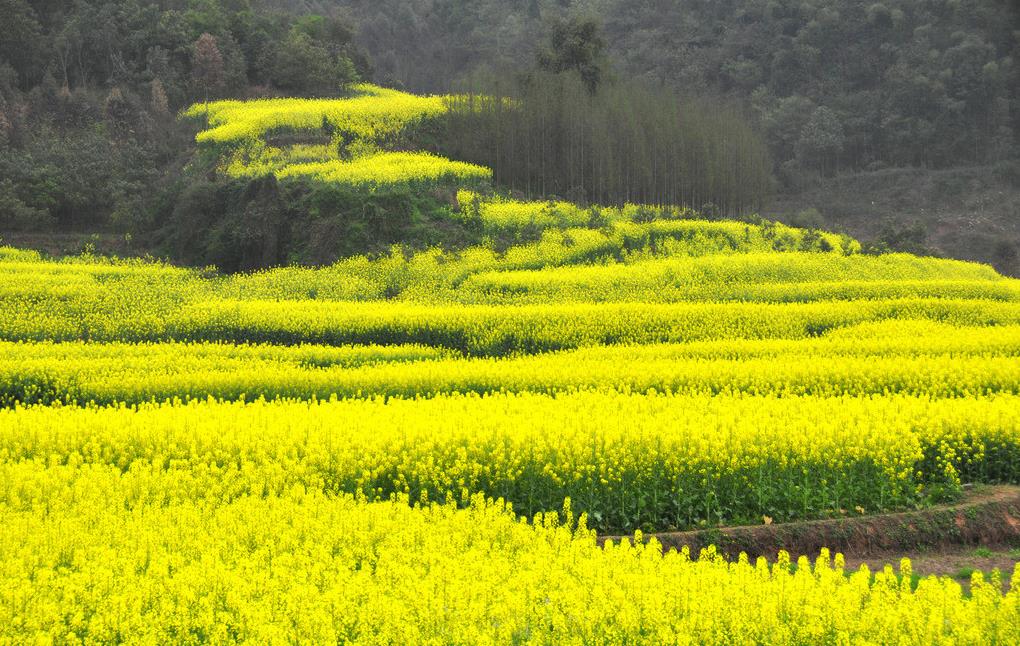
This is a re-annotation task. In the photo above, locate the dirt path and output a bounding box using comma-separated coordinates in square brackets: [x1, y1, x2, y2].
[843, 544, 1018, 592]
[601, 485, 1020, 584]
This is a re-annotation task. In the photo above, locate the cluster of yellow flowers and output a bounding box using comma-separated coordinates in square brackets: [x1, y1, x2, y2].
[274, 152, 491, 188]
[456, 190, 595, 231]
[185, 84, 447, 145]
[455, 190, 856, 253]
[3, 321, 1020, 406]
[184, 84, 495, 191]
[0, 212, 864, 306]
[5, 247, 1019, 352]
[1, 391, 1017, 531]
[456, 252, 1012, 304]
[2, 491, 1018, 643]
[153, 297, 1020, 354]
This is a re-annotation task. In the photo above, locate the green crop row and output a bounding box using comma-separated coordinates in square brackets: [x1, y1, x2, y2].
[5, 392, 1020, 532]
[1, 321, 1018, 405]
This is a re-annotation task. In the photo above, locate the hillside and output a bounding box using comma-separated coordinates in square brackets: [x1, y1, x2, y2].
[766, 164, 1020, 276]
[2, 88, 1020, 640]
[2, 0, 1017, 272]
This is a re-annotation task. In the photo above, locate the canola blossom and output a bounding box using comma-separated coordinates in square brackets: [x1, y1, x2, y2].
[185, 84, 491, 191]
[4, 245, 1020, 351]
[3, 322, 1020, 405]
[274, 152, 491, 188]
[455, 189, 858, 251]
[4, 492, 1018, 644]
[456, 190, 596, 231]
[185, 84, 447, 145]
[0, 214, 867, 305]
[1, 392, 1018, 532]
[454, 252, 1014, 303]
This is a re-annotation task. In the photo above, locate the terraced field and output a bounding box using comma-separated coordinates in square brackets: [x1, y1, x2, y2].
[2, 89, 1020, 642]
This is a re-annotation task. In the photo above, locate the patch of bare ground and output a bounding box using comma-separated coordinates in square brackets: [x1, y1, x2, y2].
[0, 231, 141, 259]
[844, 545, 1018, 593]
[602, 485, 1020, 589]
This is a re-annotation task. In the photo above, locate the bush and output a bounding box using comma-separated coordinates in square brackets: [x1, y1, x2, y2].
[0, 179, 52, 230]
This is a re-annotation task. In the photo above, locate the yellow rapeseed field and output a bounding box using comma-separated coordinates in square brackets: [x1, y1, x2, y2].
[4, 85, 1020, 641]
[185, 84, 447, 144]
[185, 84, 492, 189]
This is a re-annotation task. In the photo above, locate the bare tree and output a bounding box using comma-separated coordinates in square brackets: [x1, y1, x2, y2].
[191, 33, 225, 103]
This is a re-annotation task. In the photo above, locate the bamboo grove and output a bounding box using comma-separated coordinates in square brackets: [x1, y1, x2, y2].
[434, 74, 772, 213]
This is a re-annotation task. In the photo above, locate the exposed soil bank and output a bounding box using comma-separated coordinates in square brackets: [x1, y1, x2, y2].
[601, 485, 1020, 561]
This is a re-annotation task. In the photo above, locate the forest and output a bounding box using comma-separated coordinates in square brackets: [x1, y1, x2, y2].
[0, 0, 1017, 270]
[311, 0, 1020, 173]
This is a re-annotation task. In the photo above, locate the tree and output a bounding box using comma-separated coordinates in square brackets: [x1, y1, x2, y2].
[191, 33, 225, 101]
[435, 73, 770, 213]
[796, 106, 845, 175]
[269, 28, 358, 96]
[0, 0, 43, 87]
[150, 79, 169, 118]
[0, 105, 11, 148]
[0, 178, 52, 230]
[0, 79, 12, 147]
[537, 15, 606, 93]
[146, 46, 183, 108]
[214, 32, 250, 94]
[103, 87, 132, 126]
[755, 93, 816, 164]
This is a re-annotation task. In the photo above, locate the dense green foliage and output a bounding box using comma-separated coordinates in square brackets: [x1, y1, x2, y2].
[312, 0, 1018, 175]
[0, 1, 366, 99]
[0, 1, 370, 240]
[156, 176, 472, 272]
